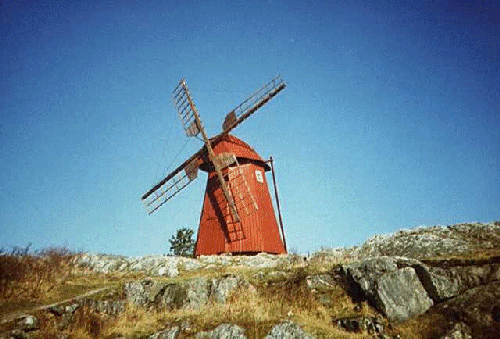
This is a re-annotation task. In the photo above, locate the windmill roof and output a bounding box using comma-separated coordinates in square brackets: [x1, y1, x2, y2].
[199, 134, 270, 171]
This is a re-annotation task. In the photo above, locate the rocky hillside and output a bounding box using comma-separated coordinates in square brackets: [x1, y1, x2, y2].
[1, 221, 499, 338]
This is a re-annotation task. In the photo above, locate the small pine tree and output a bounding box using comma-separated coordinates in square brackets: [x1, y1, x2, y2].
[168, 228, 195, 257]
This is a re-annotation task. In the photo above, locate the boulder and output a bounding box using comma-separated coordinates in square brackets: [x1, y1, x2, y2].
[184, 277, 210, 309]
[377, 267, 433, 321]
[195, 324, 247, 339]
[17, 315, 39, 332]
[422, 264, 500, 301]
[341, 256, 500, 321]
[124, 279, 167, 307]
[80, 298, 126, 315]
[239, 253, 281, 268]
[161, 283, 188, 310]
[210, 275, 244, 303]
[342, 257, 433, 321]
[433, 281, 500, 338]
[149, 326, 181, 339]
[125, 275, 246, 310]
[264, 321, 315, 339]
[182, 259, 204, 271]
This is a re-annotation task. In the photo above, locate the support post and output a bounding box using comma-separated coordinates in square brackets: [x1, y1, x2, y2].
[268, 156, 287, 252]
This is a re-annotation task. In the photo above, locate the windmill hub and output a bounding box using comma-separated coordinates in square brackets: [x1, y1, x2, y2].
[142, 76, 287, 256]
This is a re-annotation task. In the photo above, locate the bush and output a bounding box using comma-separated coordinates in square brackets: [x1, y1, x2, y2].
[169, 228, 196, 257]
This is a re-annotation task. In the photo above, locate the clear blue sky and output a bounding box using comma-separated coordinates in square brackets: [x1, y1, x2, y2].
[1, 0, 499, 256]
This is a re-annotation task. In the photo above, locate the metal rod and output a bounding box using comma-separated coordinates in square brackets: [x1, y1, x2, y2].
[268, 156, 287, 252]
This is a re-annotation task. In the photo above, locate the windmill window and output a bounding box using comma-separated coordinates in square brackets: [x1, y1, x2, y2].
[255, 170, 264, 183]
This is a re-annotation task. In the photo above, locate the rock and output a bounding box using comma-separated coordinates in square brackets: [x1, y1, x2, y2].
[342, 257, 433, 321]
[439, 323, 472, 339]
[17, 315, 39, 332]
[433, 281, 500, 338]
[149, 326, 181, 339]
[265, 321, 315, 339]
[158, 260, 179, 278]
[181, 258, 204, 271]
[161, 283, 188, 310]
[351, 222, 500, 260]
[125, 275, 247, 310]
[305, 274, 335, 291]
[195, 324, 246, 339]
[305, 273, 337, 307]
[416, 266, 461, 301]
[210, 275, 245, 303]
[184, 277, 210, 309]
[377, 267, 433, 321]
[65, 303, 79, 314]
[124, 279, 167, 307]
[48, 305, 66, 316]
[77, 253, 191, 276]
[241, 253, 280, 268]
[333, 316, 384, 334]
[81, 298, 126, 315]
[201, 257, 227, 268]
[75, 222, 500, 275]
[410, 263, 500, 302]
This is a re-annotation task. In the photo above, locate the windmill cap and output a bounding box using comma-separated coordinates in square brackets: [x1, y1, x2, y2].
[200, 134, 271, 172]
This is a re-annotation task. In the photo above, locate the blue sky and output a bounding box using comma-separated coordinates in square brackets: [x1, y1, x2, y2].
[1, 0, 499, 256]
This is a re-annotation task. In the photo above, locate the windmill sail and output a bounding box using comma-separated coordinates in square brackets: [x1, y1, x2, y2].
[173, 78, 202, 137]
[172, 79, 242, 223]
[142, 152, 202, 215]
[221, 75, 286, 135]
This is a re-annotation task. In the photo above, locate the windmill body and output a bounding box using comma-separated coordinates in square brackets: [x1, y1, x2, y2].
[196, 135, 286, 255]
[142, 76, 287, 256]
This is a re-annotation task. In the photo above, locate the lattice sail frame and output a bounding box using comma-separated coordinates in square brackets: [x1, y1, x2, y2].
[173, 79, 202, 137]
[222, 75, 285, 134]
[143, 157, 200, 215]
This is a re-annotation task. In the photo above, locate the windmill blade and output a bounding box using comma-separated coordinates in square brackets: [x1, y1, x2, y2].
[142, 150, 203, 215]
[221, 75, 286, 135]
[171, 78, 242, 223]
[173, 78, 203, 137]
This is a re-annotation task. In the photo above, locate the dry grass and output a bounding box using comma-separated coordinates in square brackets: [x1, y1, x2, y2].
[0, 247, 133, 319]
[34, 305, 109, 339]
[0, 246, 81, 319]
[104, 289, 369, 339]
[102, 267, 374, 339]
[0, 246, 75, 301]
[389, 311, 453, 339]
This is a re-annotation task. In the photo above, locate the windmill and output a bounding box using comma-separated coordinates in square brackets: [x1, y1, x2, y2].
[142, 76, 287, 256]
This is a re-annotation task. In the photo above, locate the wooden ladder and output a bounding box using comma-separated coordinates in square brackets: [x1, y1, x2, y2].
[214, 157, 258, 242]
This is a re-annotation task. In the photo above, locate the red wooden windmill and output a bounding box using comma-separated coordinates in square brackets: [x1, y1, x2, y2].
[142, 76, 287, 256]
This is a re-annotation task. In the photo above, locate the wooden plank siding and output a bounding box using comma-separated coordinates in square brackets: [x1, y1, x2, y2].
[195, 135, 286, 256]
